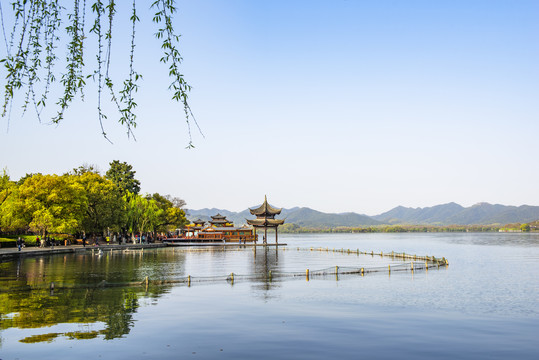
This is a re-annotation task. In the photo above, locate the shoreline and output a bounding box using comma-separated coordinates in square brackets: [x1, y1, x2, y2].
[0, 242, 287, 262]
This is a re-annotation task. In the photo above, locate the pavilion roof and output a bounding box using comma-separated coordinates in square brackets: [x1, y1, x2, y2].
[193, 218, 206, 224]
[211, 213, 227, 220]
[246, 218, 285, 227]
[249, 195, 282, 216]
[210, 219, 229, 224]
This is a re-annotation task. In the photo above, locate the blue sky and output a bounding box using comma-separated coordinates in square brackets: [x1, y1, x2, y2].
[1, 0, 538, 215]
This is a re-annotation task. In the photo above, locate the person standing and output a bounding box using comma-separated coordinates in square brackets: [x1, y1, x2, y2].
[17, 237, 22, 251]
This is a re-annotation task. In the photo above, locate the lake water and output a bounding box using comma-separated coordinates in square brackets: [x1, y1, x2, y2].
[1, 233, 538, 359]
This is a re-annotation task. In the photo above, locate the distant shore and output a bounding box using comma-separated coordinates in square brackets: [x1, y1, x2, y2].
[277, 223, 537, 234]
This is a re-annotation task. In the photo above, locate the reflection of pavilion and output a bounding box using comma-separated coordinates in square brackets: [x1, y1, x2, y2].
[247, 196, 285, 245]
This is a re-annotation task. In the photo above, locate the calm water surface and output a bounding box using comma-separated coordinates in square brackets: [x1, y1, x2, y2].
[1, 233, 538, 359]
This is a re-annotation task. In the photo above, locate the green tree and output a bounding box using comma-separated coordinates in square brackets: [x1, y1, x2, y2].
[0, 170, 25, 232]
[105, 160, 141, 195]
[146, 193, 187, 232]
[124, 194, 163, 239]
[17, 174, 87, 236]
[75, 172, 126, 236]
[520, 223, 530, 232]
[0, 169, 13, 207]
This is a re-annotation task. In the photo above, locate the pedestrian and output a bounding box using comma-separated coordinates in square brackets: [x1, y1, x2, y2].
[35, 236, 40, 247]
[17, 237, 22, 251]
[82, 234, 86, 247]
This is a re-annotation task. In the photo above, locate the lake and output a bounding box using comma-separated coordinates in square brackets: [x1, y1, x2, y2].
[1, 233, 538, 359]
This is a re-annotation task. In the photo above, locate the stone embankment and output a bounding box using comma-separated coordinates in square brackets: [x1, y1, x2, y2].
[0, 243, 166, 261]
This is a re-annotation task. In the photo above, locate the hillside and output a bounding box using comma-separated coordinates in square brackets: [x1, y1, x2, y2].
[186, 202, 539, 227]
[186, 206, 381, 228]
[373, 202, 539, 225]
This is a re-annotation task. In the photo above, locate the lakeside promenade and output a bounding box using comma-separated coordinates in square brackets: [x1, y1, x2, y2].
[0, 243, 166, 261]
[0, 242, 286, 261]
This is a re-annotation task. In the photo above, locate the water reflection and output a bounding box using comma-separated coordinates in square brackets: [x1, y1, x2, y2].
[250, 246, 282, 296]
[0, 244, 430, 347]
[0, 247, 292, 344]
[0, 252, 174, 344]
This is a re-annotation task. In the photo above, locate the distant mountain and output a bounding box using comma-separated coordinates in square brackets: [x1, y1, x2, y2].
[279, 207, 381, 227]
[186, 206, 381, 228]
[373, 202, 464, 224]
[186, 202, 539, 227]
[373, 202, 539, 225]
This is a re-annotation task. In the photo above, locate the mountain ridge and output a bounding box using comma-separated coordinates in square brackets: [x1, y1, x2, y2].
[186, 202, 539, 227]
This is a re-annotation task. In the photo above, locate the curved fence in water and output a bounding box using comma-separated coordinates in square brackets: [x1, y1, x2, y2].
[2, 247, 449, 291]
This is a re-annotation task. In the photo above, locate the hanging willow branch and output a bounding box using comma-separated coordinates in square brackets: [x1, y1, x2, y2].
[0, 0, 200, 145]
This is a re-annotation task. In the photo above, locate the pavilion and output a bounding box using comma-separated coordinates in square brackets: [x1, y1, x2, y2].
[246, 196, 285, 245]
[209, 214, 233, 227]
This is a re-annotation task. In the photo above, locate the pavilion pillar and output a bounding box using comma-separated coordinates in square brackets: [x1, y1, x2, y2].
[275, 226, 278, 245]
[264, 226, 267, 245]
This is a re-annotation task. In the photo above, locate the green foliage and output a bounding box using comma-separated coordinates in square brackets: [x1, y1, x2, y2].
[75, 171, 125, 234]
[17, 174, 87, 235]
[146, 193, 187, 232]
[105, 160, 140, 195]
[0, 164, 187, 237]
[0, 168, 13, 207]
[520, 223, 530, 232]
[124, 193, 162, 235]
[1, 0, 199, 143]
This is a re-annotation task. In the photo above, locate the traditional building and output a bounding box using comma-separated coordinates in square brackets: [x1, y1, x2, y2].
[181, 218, 206, 238]
[197, 225, 255, 242]
[246, 195, 285, 244]
[177, 214, 254, 242]
[209, 213, 234, 227]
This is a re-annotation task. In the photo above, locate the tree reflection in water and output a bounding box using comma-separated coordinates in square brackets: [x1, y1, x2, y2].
[0, 252, 173, 344]
[0, 246, 288, 344]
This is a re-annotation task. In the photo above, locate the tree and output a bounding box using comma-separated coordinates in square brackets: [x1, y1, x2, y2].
[0, 168, 12, 207]
[17, 174, 87, 236]
[71, 164, 100, 176]
[520, 223, 530, 232]
[0, 169, 25, 232]
[75, 172, 125, 235]
[1, 0, 199, 145]
[146, 193, 187, 232]
[124, 193, 162, 239]
[105, 160, 140, 195]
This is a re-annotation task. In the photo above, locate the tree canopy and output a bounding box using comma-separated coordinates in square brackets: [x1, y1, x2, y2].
[0, 162, 186, 237]
[105, 160, 141, 195]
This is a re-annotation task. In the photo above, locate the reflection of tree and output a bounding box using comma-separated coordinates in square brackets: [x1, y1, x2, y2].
[0, 251, 176, 344]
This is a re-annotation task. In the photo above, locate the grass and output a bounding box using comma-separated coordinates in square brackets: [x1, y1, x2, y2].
[0, 235, 40, 247]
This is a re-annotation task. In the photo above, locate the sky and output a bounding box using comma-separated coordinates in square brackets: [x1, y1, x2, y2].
[1, 0, 538, 215]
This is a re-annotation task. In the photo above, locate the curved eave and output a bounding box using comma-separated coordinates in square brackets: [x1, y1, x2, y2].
[246, 219, 285, 227]
[249, 196, 282, 216]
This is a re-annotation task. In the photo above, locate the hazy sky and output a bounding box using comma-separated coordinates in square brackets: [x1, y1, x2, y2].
[1, 0, 538, 215]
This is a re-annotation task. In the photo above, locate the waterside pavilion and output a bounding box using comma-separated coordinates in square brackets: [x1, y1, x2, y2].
[247, 196, 285, 245]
